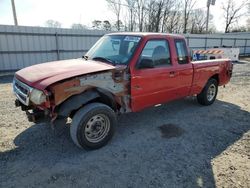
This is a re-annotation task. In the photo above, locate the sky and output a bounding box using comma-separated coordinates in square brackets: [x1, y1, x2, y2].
[0, 0, 248, 32]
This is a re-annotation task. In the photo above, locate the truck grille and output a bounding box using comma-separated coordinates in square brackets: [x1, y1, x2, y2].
[13, 78, 33, 106]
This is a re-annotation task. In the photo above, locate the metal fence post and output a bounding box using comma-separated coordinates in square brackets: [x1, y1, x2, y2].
[205, 37, 207, 50]
[186, 36, 189, 46]
[55, 32, 60, 60]
[220, 38, 223, 47]
[244, 39, 247, 56]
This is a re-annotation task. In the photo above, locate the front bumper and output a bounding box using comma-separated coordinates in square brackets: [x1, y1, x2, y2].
[13, 77, 56, 122]
[15, 99, 50, 122]
[13, 77, 52, 123]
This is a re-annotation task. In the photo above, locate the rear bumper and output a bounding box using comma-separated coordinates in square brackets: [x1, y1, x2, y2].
[227, 69, 233, 77]
[228, 62, 233, 77]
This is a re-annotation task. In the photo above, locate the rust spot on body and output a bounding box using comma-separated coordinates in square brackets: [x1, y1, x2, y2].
[50, 68, 130, 112]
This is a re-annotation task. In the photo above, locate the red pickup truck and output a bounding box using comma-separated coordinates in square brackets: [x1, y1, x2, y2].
[13, 33, 233, 149]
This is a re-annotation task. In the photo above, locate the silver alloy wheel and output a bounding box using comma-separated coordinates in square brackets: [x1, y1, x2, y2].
[207, 84, 216, 101]
[84, 114, 110, 143]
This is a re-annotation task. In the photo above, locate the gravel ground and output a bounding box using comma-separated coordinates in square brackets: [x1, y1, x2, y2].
[0, 59, 250, 188]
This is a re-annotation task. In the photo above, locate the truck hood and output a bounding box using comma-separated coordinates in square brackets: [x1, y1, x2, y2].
[15, 59, 115, 90]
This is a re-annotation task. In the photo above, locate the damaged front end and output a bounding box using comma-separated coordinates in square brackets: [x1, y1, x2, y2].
[13, 77, 51, 123]
[13, 66, 131, 123]
[51, 66, 131, 118]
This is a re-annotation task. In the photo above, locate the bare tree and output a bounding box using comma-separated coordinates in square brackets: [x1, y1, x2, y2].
[92, 20, 102, 29]
[189, 9, 209, 34]
[167, 10, 182, 33]
[222, 0, 247, 33]
[161, 0, 176, 32]
[114, 20, 124, 31]
[103, 20, 112, 31]
[183, 0, 196, 33]
[144, 0, 181, 32]
[118, 0, 185, 33]
[115, 0, 205, 33]
[146, 0, 159, 32]
[145, 0, 170, 32]
[136, 0, 146, 31]
[106, 0, 122, 31]
[154, 0, 165, 32]
[45, 20, 61, 28]
[125, 0, 136, 31]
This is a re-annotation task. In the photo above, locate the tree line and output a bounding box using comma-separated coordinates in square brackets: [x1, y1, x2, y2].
[45, 0, 250, 33]
[105, 0, 249, 33]
[105, 0, 212, 34]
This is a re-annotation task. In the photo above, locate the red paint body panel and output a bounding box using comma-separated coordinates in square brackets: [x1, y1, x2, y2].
[190, 59, 232, 95]
[131, 67, 181, 111]
[130, 35, 194, 112]
[15, 59, 115, 90]
[129, 34, 232, 112]
[14, 32, 233, 115]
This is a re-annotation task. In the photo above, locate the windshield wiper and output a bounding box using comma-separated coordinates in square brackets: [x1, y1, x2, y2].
[92, 56, 115, 65]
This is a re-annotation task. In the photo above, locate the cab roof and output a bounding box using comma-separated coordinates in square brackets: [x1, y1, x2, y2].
[106, 32, 185, 39]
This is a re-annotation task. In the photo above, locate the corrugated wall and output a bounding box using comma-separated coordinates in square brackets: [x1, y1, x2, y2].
[184, 33, 250, 55]
[0, 25, 249, 71]
[0, 25, 107, 71]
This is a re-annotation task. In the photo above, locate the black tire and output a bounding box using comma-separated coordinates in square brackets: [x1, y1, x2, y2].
[197, 78, 218, 106]
[70, 103, 116, 150]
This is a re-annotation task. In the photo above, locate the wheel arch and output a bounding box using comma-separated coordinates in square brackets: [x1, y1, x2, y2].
[56, 88, 118, 118]
[210, 74, 219, 84]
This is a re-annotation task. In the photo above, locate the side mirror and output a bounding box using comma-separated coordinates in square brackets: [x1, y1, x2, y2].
[138, 58, 154, 69]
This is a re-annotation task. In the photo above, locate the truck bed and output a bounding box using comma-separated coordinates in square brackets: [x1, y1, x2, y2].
[192, 58, 231, 64]
[190, 58, 232, 95]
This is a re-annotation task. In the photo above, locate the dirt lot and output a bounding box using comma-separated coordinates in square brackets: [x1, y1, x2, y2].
[0, 59, 250, 188]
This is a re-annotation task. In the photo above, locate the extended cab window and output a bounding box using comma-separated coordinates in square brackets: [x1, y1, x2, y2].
[138, 40, 171, 68]
[175, 40, 188, 64]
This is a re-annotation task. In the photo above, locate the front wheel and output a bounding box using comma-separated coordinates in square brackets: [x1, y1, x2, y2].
[70, 103, 116, 150]
[197, 78, 218, 105]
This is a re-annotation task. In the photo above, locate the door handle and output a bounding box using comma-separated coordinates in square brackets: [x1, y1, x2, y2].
[132, 85, 142, 90]
[169, 71, 175, 77]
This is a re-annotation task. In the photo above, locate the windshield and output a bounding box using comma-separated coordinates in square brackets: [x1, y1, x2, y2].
[85, 35, 141, 65]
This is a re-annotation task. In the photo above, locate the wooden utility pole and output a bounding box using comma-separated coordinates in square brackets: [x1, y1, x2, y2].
[206, 0, 216, 33]
[205, 0, 210, 33]
[11, 0, 18, 26]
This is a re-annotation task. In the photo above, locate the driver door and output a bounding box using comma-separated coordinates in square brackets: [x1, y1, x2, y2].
[131, 39, 179, 112]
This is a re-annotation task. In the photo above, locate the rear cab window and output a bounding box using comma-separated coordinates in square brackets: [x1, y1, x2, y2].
[175, 39, 189, 64]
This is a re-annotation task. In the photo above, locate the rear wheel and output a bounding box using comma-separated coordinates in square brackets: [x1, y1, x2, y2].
[197, 78, 218, 105]
[70, 103, 116, 150]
